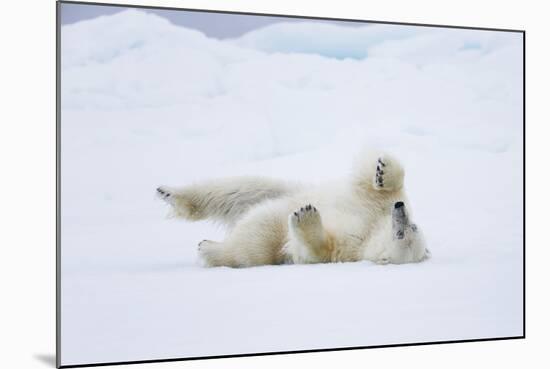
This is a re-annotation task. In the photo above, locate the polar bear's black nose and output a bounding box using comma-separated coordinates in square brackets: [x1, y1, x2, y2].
[394, 201, 404, 209]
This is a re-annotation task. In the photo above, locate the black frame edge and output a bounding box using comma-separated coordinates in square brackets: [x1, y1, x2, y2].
[522, 30, 526, 339]
[56, 0, 62, 368]
[59, 336, 525, 368]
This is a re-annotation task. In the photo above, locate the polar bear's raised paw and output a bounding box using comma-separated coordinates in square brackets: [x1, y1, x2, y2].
[288, 204, 326, 253]
[371, 155, 404, 192]
[374, 157, 386, 189]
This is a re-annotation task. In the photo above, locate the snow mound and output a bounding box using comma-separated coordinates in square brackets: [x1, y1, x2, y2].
[233, 22, 426, 59]
[61, 10, 522, 154]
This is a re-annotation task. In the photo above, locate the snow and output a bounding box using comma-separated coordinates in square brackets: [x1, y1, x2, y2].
[60, 9, 524, 366]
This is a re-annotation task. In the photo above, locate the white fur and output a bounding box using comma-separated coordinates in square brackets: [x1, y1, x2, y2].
[157, 152, 429, 267]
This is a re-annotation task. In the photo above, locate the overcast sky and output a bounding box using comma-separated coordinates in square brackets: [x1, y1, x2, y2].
[60, 2, 362, 39]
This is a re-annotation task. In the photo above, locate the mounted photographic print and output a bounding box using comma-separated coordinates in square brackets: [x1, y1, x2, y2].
[57, 1, 525, 367]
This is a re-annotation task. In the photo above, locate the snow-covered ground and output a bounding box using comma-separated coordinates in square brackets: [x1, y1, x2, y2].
[60, 10, 524, 366]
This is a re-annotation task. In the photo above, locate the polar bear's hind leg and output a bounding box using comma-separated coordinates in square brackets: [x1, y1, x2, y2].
[156, 177, 297, 226]
[197, 202, 290, 267]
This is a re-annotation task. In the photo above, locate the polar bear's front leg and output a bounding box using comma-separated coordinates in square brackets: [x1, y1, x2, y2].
[373, 156, 404, 192]
[286, 205, 331, 263]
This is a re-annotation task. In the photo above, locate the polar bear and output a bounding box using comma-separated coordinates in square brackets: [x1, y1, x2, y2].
[157, 152, 429, 267]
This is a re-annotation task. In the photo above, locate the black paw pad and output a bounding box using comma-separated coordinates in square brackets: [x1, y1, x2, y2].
[198, 240, 209, 250]
[375, 173, 384, 187]
[375, 160, 385, 187]
[157, 187, 172, 199]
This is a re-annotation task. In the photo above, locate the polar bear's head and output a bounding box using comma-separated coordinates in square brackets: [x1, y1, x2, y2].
[373, 201, 430, 265]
